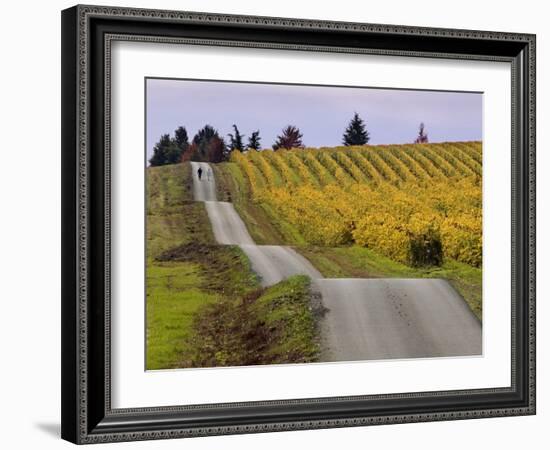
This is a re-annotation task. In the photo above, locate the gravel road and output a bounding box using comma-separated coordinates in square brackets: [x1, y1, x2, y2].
[189, 161, 482, 361]
[317, 278, 481, 361]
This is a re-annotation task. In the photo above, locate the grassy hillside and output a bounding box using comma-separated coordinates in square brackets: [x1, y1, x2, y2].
[146, 163, 321, 369]
[146, 164, 259, 369]
[216, 142, 483, 320]
[183, 275, 321, 367]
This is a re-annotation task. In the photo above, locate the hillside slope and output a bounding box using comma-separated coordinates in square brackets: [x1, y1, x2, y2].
[216, 142, 483, 319]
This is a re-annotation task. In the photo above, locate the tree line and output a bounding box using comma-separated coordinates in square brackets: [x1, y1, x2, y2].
[149, 113, 428, 166]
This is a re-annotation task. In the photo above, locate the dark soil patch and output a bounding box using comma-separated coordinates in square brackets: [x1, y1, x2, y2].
[157, 242, 258, 296]
[181, 276, 320, 368]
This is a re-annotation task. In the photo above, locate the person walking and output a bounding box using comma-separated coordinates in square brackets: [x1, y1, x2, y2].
[207, 168, 212, 181]
[197, 166, 203, 180]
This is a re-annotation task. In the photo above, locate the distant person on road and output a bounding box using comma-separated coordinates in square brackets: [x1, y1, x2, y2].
[197, 166, 203, 180]
[207, 168, 212, 181]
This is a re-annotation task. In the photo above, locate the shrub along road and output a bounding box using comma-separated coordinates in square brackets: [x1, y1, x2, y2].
[190, 161, 482, 362]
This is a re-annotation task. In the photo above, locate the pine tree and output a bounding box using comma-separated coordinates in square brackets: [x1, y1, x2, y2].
[227, 124, 245, 152]
[273, 125, 304, 150]
[164, 141, 183, 164]
[149, 134, 173, 166]
[342, 113, 370, 146]
[193, 125, 219, 146]
[247, 130, 261, 151]
[414, 122, 429, 144]
[174, 126, 189, 152]
[192, 125, 223, 161]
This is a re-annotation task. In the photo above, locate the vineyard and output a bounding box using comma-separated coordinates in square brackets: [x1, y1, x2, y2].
[230, 142, 482, 267]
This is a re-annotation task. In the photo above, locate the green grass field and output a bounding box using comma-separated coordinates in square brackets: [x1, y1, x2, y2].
[146, 163, 320, 369]
[147, 163, 214, 369]
[214, 160, 482, 321]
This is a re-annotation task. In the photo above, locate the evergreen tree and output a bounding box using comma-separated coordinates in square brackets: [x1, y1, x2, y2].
[273, 125, 304, 150]
[192, 125, 223, 161]
[227, 124, 245, 152]
[164, 141, 184, 164]
[193, 125, 219, 146]
[174, 126, 189, 152]
[414, 122, 429, 144]
[247, 130, 261, 151]
[342, 113, 370, 146]
[149, 134, 173, 166]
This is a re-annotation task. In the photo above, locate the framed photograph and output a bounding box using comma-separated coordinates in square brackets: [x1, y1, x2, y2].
[61, 5, 536, 444]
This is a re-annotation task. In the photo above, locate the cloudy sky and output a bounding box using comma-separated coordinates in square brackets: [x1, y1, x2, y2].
[146, 78, 482, 158]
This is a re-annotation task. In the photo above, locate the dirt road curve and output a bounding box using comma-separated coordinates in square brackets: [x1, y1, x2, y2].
[240, 245, 322, 287]
[189, 161, 482, 361]
[204, 201, 255, 245]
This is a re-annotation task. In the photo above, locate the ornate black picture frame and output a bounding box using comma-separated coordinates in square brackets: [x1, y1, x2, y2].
[61, 4, 536, 444]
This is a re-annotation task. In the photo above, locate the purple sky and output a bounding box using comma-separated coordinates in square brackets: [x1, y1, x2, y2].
[146, 78, 482, 158]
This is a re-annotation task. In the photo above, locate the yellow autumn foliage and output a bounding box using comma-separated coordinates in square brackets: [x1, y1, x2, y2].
[231, 142, 482, 267]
